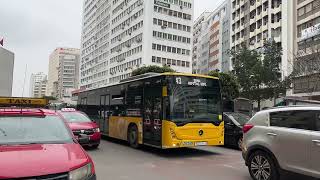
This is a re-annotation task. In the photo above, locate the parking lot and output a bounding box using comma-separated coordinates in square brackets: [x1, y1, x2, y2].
[87, 139, 314, 180]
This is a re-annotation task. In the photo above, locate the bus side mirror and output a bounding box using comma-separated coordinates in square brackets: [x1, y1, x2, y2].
[162, 86, 168, 97]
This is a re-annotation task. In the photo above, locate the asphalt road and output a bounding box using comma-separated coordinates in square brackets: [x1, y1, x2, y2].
[87, 139, 315, 180]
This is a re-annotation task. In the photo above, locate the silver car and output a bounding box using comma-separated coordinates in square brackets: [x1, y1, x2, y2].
[242, 106, 320, 180]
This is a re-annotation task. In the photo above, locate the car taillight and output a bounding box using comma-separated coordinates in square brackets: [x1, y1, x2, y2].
[243, 124, 254, 134]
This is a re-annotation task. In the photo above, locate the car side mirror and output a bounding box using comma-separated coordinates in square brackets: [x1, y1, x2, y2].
[226, 122, 234, 126]
[78, 135, 90, 144]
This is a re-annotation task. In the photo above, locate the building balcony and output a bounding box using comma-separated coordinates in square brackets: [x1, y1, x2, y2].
[271, 4, 282, 14]
[249, 43, 255, 50]
[262, 9, 268, 17]
[256, 26, 262, 33]
[274, 35, 281, 42]
[250, 3, 255, 10]
[250, 31, 256, 37]
[240, 0, 245, 6]
[272, 20, 281, 29]
[256, 0, 262, 6]
[250, 18, 256, 25]
[255, 40, 263, 48]
[235, 15, 240, 22]
[262, 23, 268, 31]
[257, 12, 263, 20]
[239, 37, 244, 43]
[240, 23, 245, 30]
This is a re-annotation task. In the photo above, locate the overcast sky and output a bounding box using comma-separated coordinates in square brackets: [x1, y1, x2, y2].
[0, 0, 224, 97]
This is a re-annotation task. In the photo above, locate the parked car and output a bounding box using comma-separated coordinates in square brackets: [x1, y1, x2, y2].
[224, 112, 250, 149]
[0, 108, 96, 179]
[242, 106, 320, 180]
[59, 108, 101, 148]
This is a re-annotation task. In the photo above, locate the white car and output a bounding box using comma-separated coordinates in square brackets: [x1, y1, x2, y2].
[242, 106, 320, 180]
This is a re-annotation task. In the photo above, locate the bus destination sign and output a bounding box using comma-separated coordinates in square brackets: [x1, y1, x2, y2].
[175, 77, 207, 87]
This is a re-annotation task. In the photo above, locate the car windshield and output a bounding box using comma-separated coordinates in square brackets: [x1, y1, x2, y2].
[167, 76, 221, 124]
[60, 112, 92, 123]
[0, 116, 73, 145]
[227, 113, 250, 126]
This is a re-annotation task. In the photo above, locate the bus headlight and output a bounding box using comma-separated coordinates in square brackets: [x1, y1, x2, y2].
[69, 163, 92, 180]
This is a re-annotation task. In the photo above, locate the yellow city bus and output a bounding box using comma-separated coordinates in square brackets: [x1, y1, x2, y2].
[0, 97, 49, 107]
[77, 72, 224, 148]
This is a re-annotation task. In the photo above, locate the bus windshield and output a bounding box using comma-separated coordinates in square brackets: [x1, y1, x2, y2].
[167, 76, 222, 125]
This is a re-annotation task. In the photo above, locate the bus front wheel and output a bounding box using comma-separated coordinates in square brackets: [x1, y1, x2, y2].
[128, 125, 139, 148]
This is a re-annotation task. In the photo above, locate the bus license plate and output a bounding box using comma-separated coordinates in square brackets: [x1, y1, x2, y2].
[182, 142, 193, 146]
[195, 142, 207, 146]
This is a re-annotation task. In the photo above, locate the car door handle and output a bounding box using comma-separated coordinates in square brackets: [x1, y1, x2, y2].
[267, 133, 277, 137]
[312, 140, 320, 145]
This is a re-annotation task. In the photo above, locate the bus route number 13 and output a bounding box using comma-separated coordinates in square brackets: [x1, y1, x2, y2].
[176, 77, 182, 85]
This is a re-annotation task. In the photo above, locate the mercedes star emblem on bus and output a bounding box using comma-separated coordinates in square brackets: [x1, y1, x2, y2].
[199, 130, 204, 136]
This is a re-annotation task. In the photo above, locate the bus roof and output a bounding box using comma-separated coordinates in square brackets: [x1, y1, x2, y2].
[120, 72, 218, 83]
[161, 72, 218, 80]
[82, 72, 219, 94]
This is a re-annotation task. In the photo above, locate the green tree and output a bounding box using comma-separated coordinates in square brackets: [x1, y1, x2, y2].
[208, 71, 240, 101]
[231, 44, 264, 109]
[231, 41, 292, 110]
[131, 65, 175, 76]
[262, 40, 288, 103]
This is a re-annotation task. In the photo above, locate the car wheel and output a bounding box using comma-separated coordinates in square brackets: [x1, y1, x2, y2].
[128, 125, 139, 148]
[237, 137, 243, 150]
[248, 151, 279, 180]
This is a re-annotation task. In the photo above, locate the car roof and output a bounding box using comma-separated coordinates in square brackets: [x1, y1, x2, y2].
[257, 106, 320, 115]
[0, 108, 57, 116]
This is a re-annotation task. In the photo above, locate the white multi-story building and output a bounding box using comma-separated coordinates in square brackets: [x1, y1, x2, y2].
[29, 72, 47, 98]
[291, 0, 320, 99]
[47, 48, 80, 100]
[192, 1, 231, 74]
[80, 0, 194, 90]
[230, 0, 295, 77]
[0, 47, 14, 97]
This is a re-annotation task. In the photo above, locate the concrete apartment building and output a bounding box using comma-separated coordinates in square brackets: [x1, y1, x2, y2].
[29, 72, 47, 98]
[0, 47, 14, 97]
[192, 1, 231, 74]
[230, 0, 295, 77]
[80, 0, 194, 90]
[292, 0, 320, 99]
[47, 48, 80, 101]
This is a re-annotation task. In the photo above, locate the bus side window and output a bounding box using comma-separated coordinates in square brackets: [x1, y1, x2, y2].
[126, 83, 143, 117]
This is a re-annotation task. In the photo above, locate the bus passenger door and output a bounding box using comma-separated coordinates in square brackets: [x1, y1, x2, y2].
[99, 95, 110, 135]
[143, 86, 162, 147]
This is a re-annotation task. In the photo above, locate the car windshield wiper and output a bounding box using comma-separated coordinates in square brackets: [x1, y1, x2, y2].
[0, 128, 7, 137]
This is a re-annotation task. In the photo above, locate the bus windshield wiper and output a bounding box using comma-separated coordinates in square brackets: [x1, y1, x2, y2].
[174, 120, 189, 126]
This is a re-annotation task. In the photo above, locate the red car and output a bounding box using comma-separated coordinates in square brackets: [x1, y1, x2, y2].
[0, 108, 96, 179]
[58, 108, 101, 148]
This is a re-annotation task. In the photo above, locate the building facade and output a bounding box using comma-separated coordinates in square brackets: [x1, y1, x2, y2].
[29, 72, 47, 98]
[292, 0, 320, 100]
[230, 0, 295, 77]
[80, 0, 194, 90]
[192, 1, 230, 74]
[47, 48, 80, 100]
[0, 47, 14, 97]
